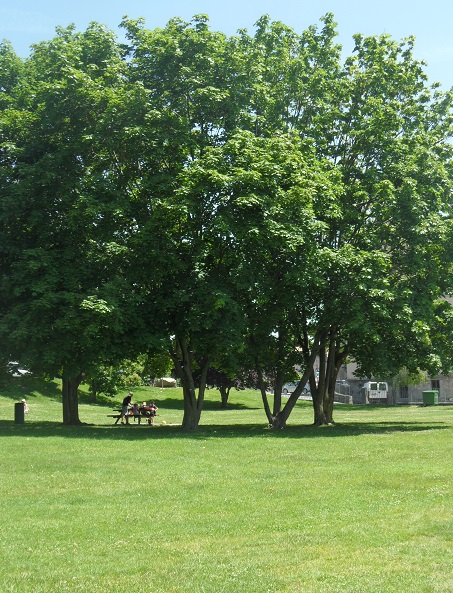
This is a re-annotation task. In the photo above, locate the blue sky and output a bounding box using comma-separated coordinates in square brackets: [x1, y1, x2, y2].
[2, 0, 453, 89]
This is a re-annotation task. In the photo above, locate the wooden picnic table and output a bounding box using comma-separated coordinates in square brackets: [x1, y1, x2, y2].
[107, 408, 152, 425]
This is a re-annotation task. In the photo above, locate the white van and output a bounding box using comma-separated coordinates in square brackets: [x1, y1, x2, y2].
[363, 381, 388, 403]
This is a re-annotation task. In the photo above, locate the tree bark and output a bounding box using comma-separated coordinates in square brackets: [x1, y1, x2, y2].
[313, 331, 349, 425]
[170, 336, 210, 431]
[270, 330, 322, 428]
[181, 381, 202, 430]
[272, 366, 285, 417]
[311, 335, 332, 426]
[258, 370, 274, 426]
[62, 372, 83, 425]
[323, 331, 338, 424]
[219, 385, 230, 409]
[312, 391, 327, 426]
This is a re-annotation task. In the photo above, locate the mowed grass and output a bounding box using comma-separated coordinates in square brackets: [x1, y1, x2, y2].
[0, 379, 452, 593]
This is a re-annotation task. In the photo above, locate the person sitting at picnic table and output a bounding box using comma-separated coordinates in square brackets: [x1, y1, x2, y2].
[131, 403, 140, 419]
[148, 400, 158, 425]
[138, 402, 148, 417]
[121, 392, 133, 424]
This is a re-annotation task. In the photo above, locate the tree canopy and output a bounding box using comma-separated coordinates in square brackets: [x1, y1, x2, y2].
[1, 14, 453, 428]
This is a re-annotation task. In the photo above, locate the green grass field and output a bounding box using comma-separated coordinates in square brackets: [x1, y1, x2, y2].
[1, 378, 452, 593]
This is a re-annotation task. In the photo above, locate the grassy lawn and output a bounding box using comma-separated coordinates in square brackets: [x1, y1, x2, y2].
[0, 378, 452, 593]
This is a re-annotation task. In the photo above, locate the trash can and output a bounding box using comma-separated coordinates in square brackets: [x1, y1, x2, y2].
[14, 402, 25, 423]
[422, 390, 439, 406]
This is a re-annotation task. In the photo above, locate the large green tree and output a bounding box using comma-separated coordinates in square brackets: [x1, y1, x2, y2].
[220, 16, 453, 427]
[0, 24, 135, 423]
[117, 15, 255, 429]
[2, 14, 452, 431]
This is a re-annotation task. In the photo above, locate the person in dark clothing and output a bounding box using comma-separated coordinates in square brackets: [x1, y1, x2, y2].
[148, 400, 158, 425]
[121, 392, 133, 424]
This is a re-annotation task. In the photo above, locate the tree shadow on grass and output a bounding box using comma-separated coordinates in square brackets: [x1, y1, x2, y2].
[0, 419, 449, 441]
[0, 377, 61, 401]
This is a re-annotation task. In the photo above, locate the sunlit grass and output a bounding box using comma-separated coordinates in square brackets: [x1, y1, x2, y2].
[0, 379, 452, 592]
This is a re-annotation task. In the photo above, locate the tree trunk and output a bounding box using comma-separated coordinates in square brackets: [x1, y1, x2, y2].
[269, 377, 285, 429]
[261, 389, 274, 426]
[324, 389, 335, 424]
[272, 377, 284, 417]
[313, 332, 349, 426]
[170, 336, 210, 431]
[312, 390, 328, 426]
[323, 331, 338, 425]
[219, 385, 230, 409]
[311, 336, 330, 426]
[181, 382, 202, 430]
[62, 372, 83, 425]
[270, 331, 322, 428]
[272, 365, 314, 428]
[270, 413, 287, 430]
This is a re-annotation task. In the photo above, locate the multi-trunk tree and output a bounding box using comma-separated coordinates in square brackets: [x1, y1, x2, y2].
[1, 14, 452, 429]
[228, 17, 453, 426]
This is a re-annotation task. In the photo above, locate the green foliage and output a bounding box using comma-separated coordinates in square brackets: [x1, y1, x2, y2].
[0, 25, 129, 374]
[143, 351, 173, 380]
[392, 367, 428, 388]
[1, 14, 453, 428]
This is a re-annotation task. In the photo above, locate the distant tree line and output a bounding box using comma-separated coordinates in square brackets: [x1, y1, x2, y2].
[1, 14, 453, 429]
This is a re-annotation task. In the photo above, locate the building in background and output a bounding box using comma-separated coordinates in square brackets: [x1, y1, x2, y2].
[343, 362, 453, 405]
